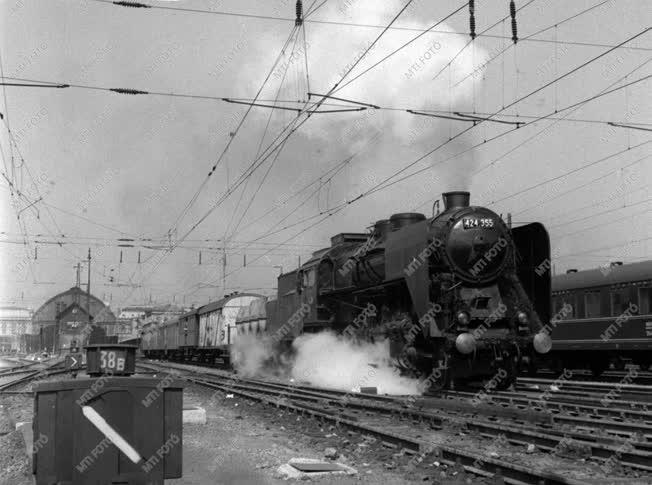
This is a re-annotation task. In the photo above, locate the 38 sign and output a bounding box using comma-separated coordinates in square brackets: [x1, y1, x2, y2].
[99, 350, 126, 371]
[86, 344, 136, 376]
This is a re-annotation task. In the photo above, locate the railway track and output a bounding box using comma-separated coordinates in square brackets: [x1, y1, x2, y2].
[517, 377, 652, 403]
[445, 389, 651, 423]
[0, 360, 70, 394]
[139, 361, 652, 483]
[531, 369, 652, 385]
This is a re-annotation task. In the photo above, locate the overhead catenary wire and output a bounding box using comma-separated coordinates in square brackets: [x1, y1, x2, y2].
[174, 27, 652, 300]
[608, 122, 652, 132]
[210, 41, 652, 292]
[101, 0, 416, 303]
[432, 0, 536, 83]
[547, 196, 652, 230]
[513, 155, 649, 216]
[8, 2, 648, 298]
[554, 237, 652, 259]
[165, 26, 300, 239]
[487, 141, 650, 207]
[454, 0, 617, 87]
[222, 29, 302, 241]
[86, 0, 652, 52]
[2, 76, 647, 128]
[367, 57, 652, 205]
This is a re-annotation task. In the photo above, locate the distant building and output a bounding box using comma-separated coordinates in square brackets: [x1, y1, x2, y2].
[118, 304, 186, 343]
[31, 286, 116, 353]
[118, 306, 150, 320]
[0, 306, 33, 352]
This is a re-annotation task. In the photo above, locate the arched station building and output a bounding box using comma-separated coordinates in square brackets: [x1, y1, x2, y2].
[31, 286, 117, 353]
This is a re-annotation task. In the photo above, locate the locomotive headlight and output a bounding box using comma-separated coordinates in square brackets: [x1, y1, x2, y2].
[517, 311, 528, 324]
[455, 332, 476, 354]
[533, 332, 552, 354]
[456, 311, 470, 325]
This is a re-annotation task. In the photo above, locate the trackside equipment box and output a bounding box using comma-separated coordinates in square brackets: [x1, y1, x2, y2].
[85, 343, 139, 377]
[33, 345, 183, 485]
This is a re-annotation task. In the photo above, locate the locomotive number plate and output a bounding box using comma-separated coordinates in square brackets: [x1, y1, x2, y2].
[463, 218, 494, 229]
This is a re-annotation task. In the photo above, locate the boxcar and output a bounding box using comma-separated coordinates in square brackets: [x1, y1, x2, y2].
[196, 293, 266, 365]
[162, 318, 179, 356]
[235, 297, 268, 337]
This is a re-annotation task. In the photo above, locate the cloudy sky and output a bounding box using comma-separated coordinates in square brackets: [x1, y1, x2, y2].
[0, 0, 650, 310]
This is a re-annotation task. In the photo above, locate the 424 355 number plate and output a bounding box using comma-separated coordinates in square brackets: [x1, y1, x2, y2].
[463, 218, 494, 229]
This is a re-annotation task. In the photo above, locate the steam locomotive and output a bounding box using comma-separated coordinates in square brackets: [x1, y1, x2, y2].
[266, 191, 553, 390]
[142, 191, 552, 390]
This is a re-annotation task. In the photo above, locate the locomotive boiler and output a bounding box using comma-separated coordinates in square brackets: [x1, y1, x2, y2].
[268, 191, 553, 390]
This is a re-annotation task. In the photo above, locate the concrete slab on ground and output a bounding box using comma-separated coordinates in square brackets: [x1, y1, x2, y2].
[277, 458, 357, 479]
[183, 406, 207, 424]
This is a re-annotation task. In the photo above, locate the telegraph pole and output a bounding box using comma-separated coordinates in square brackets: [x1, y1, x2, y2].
[222, 246, 226, 297]
[87, 248, 91, 329]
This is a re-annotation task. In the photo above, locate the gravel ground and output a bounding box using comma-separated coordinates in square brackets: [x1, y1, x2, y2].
[143, 362, 652, 484]
[170, 381, 447, 484]
[0, 398, 33, 485]
[0, 371, 445, 485]
[0, 370, 80, 485]
[2, 363, 650, 485]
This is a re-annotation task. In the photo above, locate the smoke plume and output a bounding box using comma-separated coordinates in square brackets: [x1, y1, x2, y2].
[230, 333, 274, 378]
[291, 332, 421, 395]
[231, 330, 421, 395]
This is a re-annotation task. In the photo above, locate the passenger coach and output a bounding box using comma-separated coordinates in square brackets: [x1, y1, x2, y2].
[545, 260, 652, 375]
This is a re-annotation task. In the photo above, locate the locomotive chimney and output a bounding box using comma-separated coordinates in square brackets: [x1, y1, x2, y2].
[442, 191, 470, 210]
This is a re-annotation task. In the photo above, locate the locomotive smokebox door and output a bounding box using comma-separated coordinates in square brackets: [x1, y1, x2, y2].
[33, 343, 183, 485]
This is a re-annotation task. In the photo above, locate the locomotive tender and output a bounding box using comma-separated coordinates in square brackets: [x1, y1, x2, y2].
[142, 191, 553, 390]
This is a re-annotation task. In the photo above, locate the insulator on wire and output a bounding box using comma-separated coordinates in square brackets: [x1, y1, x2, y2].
[35, 246, 38, 260]
[120, 250, 123, 263]
[469, 0, 476, 39]
[138, 251, 141, 264]
[510, 0, 518, 44]
[243, 254, 247, 267]
[199, 251, 202, 265]
[114, 1, 151, 8]
[295, 0, 303, 26]
[110, 87, 147, 95]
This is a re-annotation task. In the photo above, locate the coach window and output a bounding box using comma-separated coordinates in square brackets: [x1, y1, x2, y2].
[555, 293, 575, 319]
[552, 295, 561, 314]
[562, 295, 576, 318]
[611, 287, 633, 316]
[639, 286, 652, 314]
[584, 291, 601, 318]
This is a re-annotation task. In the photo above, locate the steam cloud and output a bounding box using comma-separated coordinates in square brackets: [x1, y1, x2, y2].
[230, 333, 275, 378]
[237, 0, 489, 195]
[291, 331, 421, 395]
[231, 330, 421, 395]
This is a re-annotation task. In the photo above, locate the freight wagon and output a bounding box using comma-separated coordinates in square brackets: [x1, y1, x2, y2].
[141, 293, 267, 366]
